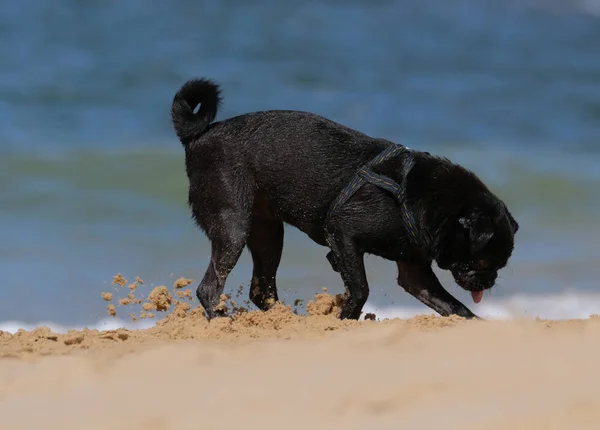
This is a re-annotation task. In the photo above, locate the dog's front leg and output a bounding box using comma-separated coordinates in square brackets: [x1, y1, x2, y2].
[326, 251, 340, 273]
[396, 261, 480, 319]
[325, 232, 369, 320]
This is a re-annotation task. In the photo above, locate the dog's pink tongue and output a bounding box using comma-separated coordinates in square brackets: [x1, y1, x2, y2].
[471, 290, 484, 304]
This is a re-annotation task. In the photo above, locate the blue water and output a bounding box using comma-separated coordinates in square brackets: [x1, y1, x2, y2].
[2, 0, 600, 327]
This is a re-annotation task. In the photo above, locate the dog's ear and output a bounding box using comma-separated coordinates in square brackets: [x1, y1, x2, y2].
[458, 211, 494, 254]
[507, 212, 519, 234]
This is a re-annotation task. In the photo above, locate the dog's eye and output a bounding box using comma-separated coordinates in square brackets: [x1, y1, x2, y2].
[478, 259, 491, 269]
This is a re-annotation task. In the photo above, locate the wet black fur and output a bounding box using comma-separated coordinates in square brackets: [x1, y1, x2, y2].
[170, 78, 519, 320]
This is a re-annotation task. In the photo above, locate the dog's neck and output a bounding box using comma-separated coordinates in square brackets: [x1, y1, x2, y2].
[329, 143, 448, 261]
[395, 149, 436, 259]
[373, 147, 436, 260]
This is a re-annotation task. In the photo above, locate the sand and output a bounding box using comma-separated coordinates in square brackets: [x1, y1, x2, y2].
[2, 277, 600, 429]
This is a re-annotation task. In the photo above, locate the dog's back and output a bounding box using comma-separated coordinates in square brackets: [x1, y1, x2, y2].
[171, 79, 389, 234]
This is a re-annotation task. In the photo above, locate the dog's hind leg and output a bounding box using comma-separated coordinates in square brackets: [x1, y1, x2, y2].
[247, 217, 284, 311]
[197, 217, 250, 320]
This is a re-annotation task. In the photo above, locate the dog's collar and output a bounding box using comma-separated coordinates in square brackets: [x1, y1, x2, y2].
[326, 144, 431, 256]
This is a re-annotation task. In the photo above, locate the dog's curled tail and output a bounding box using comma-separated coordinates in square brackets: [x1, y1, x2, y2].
[170, 78, 222, 145]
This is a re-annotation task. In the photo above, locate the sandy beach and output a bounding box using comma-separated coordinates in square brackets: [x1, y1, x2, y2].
[1, 277, 599, 430]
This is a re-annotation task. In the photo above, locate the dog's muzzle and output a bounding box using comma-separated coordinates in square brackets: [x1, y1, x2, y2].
[452, 270, 497, 304]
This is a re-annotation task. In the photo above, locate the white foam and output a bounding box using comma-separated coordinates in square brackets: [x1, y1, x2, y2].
[363, 291, 600, 321]
[0, 316, 156, 335]
[2, 292, 600, 334]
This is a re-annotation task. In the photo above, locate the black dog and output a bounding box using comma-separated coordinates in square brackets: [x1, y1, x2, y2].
[170, 78, 519, 320]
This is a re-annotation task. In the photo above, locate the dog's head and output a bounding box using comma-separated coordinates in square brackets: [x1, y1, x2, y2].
[435, 193, 519, 302]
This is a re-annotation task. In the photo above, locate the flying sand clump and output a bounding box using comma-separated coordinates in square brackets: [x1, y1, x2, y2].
[147, 286, 172, 312]
[103, 274, 194, 322]
[306, 288, 346, 316]
[106, 304, 117, 317]
[174, 277, 193, 289]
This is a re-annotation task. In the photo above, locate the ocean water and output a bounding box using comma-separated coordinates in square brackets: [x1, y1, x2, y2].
[2, 0, 600, 330]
